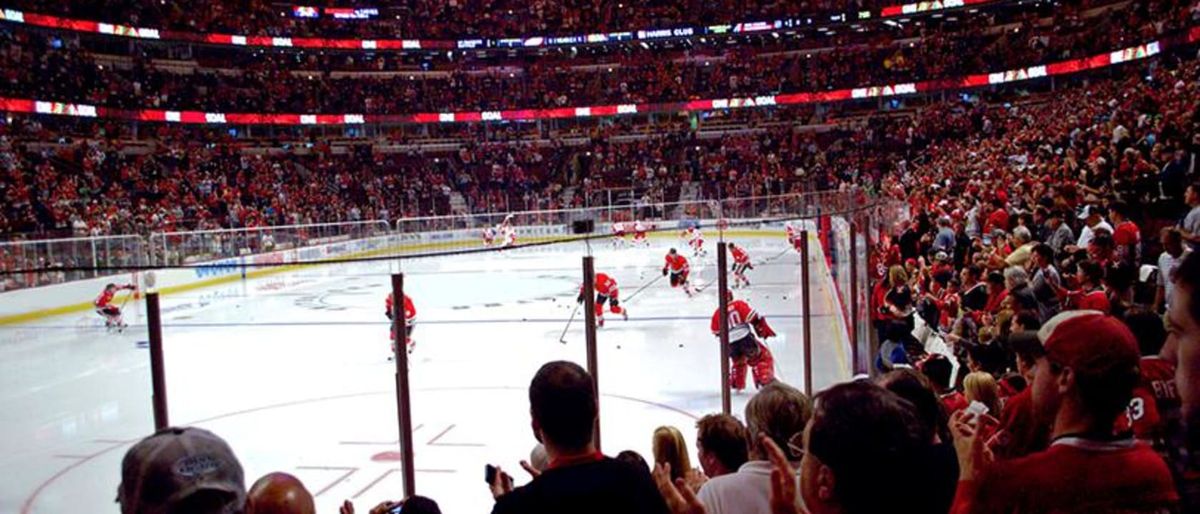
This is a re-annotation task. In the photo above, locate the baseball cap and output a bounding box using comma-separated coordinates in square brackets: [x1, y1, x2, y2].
[1036, 311, 1138, 376]
[1077, 204, 1107, 220]
[118, 427, 246, 514]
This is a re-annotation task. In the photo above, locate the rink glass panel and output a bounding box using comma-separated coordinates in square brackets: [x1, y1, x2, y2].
[0, 192, 907, 514]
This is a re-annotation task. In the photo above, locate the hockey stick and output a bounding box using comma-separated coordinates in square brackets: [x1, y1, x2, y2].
[558, 302, 581, 344]
[118, 286, 137, 310]
[760, 247, 793, 264]
[622, 273, 664, 304]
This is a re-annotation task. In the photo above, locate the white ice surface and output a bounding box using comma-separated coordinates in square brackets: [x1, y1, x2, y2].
[0, 236, 849, 513]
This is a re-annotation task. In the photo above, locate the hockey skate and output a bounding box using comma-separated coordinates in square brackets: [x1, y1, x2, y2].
[387, 339, 416, 361]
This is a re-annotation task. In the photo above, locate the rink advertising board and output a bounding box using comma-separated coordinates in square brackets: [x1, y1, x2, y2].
[0, 224, 569, 323]
[0, 220, 811, 324]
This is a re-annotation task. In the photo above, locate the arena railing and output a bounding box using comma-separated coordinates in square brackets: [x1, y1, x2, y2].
[152, 220, 396, 266]
[0, 234, 148, 291]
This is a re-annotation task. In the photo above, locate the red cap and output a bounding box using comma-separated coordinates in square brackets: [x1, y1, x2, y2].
[1037, 311, 1138, 376]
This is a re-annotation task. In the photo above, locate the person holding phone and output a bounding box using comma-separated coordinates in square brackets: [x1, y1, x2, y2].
[950, 312, 1178, 512]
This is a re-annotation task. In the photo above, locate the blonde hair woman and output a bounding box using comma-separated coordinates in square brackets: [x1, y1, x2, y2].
[963, 371, 1001, 415]
[652, 426, 692, 483]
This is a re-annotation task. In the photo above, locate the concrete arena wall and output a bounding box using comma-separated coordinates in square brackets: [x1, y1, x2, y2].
[0, 219, 827, 326]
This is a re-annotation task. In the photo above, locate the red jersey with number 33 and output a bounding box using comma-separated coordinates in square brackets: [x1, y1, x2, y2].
[1117, 356, 1178, 440]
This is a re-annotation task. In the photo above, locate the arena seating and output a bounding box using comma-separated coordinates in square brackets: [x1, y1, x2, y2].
[3, 1, 1200, 512]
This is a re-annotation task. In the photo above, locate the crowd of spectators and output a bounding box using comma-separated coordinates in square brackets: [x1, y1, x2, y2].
[9, 1, 1200, 511]
[7, 0, 1005, 40]
[0, 115, 891, 239]
[3, 0, 1191, 114]
[117, 262, 1200, 513]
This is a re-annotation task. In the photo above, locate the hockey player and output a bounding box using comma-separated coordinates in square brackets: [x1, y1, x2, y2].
[662, 248, 696, 297]
[728, 242, 753, 288]
[632, 220, 650, 246]
[482, 226, 497, 247]
[499, 214, 517, 247]
[710, 291, 777, 391]
[611, 221, 628, 247]
[385, 292, 417, 356]
[785, 223, 804, 252]
[577, 272, 628, 327]
[95, 282, 136, 331]
[683, 226, 706, 257]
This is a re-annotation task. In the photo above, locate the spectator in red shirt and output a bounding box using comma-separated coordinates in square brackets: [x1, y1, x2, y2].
[921, 354, 966, 413]
[981, 271, 1008, 315]
[991, 331, 1050, 460]
[1109, 201, 1141, 265]
[1055, 260, 1110, 314]
[983, 198, 1009, 235]
[950, 311, 1178, 513]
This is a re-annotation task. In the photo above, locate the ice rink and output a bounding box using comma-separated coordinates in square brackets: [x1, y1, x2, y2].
[0, 233, 850, 513]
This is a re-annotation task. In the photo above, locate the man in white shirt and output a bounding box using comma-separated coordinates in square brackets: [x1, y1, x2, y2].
[1181, 181, 1200, 252]
[1156, 227, 1191, 313]
[695, 382, 810, 514]
[1074, 204, 1114, 250]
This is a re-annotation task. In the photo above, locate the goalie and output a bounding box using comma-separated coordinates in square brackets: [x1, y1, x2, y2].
[710, 291, 777, 392]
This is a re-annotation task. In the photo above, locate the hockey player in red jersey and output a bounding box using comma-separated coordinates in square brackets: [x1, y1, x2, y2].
[385, 292, 417, 356]
[577, 272, 628, 327]
[662, 248, 695, 297]
[95, 282, 136, 331]
[710, 291, 777, 391]
[728, 242, 753, 288]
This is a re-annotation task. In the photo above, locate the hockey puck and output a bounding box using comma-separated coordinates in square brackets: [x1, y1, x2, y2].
[617, 345, 622, 349]
[678, 344, 684, 348]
